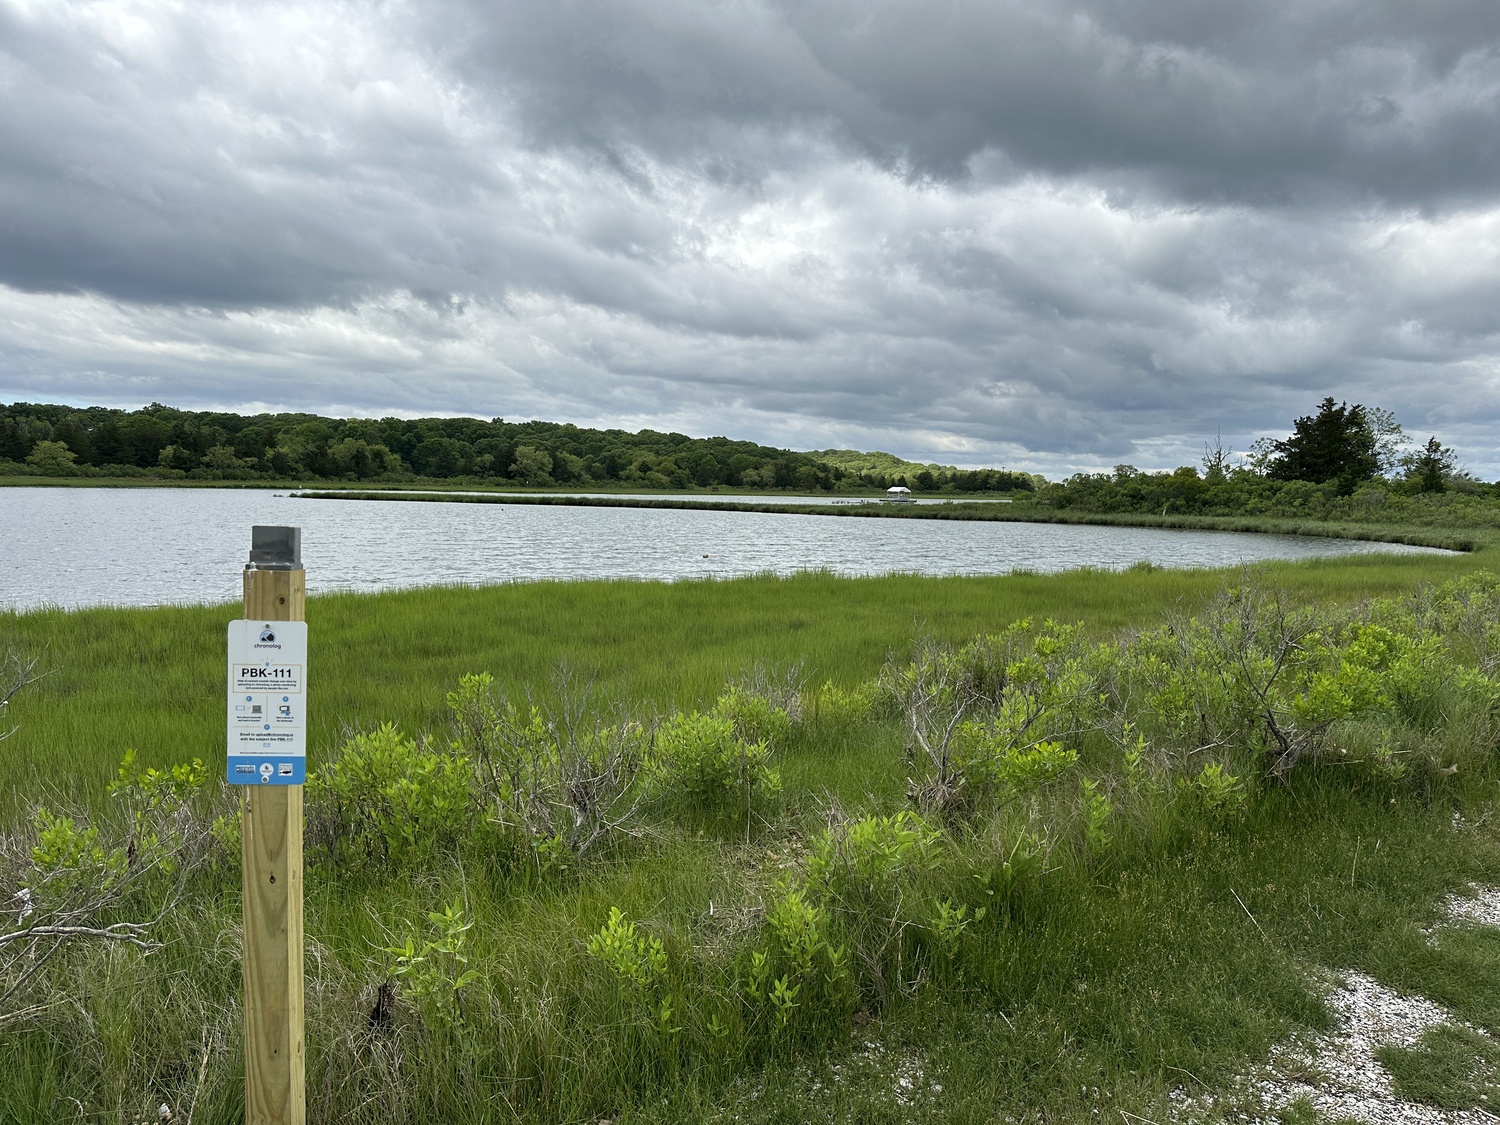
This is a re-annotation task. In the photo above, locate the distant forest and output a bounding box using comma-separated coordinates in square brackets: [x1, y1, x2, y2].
[1030, 397, 1498, 527]
[0, 402, 1038, 493]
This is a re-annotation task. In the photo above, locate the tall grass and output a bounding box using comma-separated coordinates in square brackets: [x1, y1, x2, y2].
[3, 553, 1487, 807]
[2, 556, 1499, 1123]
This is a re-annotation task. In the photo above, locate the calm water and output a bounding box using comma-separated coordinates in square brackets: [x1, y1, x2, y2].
[0, 487, 1451, 611]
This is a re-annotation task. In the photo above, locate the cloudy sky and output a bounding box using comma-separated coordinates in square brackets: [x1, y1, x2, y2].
[2, 0, 1499, 476]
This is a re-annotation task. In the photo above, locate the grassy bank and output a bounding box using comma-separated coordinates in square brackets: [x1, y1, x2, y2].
[293, 489, 1485, 552]
[4, 559, 1500, 1123]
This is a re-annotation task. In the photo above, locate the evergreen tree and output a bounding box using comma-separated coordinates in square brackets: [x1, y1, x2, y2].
[1266, 397, 1380, 493]
[1400, 436, 1460, 493]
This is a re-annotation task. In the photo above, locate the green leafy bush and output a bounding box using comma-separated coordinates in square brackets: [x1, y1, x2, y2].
[804, 680, 875, 726]
[1107, 578, 1500, 784]
[882, 620, 1100, 811]
[806, 811, 943, 902]
[743, 886, 852, 1039]
[306, 723, 473, 872]
[587, 906, 668, 995]
[711, 685, 793, 748]
[387, 898, 481, 1039]
[28, 809, 126, 902]
[951, 724, 1079, 790]
[649, 710, 781, 821]
[1191, 761, 1247, 817]
[587, 907, 679, 1041]
[801, 811, 943, 999]
[1079, 777, 1113, 853]
[3, 752, 217, 1027]
[27, 749, 215, 909]
[926, 897, 986, 984]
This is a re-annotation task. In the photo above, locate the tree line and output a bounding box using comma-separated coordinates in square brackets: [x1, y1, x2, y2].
[0, 402, 1035, 493]
[1035, 397, 1483, 517]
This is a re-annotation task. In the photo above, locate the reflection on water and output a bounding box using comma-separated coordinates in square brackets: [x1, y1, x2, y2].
[0, 487, 1451, 611]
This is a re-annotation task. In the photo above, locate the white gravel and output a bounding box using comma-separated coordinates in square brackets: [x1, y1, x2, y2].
[1439, 886, 1500, 929]
[1246, 970, 1494, 1125]
[1170, 887, 1500, 1125]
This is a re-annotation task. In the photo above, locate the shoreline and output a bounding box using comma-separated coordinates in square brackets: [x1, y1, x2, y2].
[5, 476, 1482, 553]
[0, 474, 1014, 500]
[292, 488, 1481, 553]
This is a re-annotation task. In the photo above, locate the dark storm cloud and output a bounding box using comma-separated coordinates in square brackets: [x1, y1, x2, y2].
[454, 0, 1500, 205]
[0, 0, 1499, 475]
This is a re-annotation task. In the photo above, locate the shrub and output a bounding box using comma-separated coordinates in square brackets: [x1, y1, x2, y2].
[711, 685, 793, 748]
[804, 680, 875, 726]
[0, 752, 216, 1027]
[1107, 578, 1500, 783]
[925, 897, 986, 985]
[1108, 585, 1387, 778]
[1190, 762, 1247, 818]
[447, 670, 650, 865]
[951, 723, 1079, 790]
[386, 898, 481, 1039]
[743, 886, 852, 1040]
[806, 810, 943, 903]
[1078, 777, 1113, 853]
[586, 907, 678, 1042]
[882, 621, 1099, 811]
[726, 663, 806, 724]
[306, 723, 472, 872]
[649, 710, 781, 823]
[803, 810, 944, 999]
[587, 906, 668, 996]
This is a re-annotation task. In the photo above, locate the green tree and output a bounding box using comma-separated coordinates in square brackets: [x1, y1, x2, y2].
[156, 444, 197, 472]
[25, 440, 79, 476]
[200, 444, 252, 477]
[511, 445, 553, 485]
[1364, 406, 1406, 474]
[1266, 397, 1380, 493]
[551, 449, 587, 483]
[411, 437, 472, 478]
[328, 437, 402, 479]
[1400, 436, 1460, 493]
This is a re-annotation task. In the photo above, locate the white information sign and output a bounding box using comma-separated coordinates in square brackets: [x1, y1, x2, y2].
[226, 619, 308, 785]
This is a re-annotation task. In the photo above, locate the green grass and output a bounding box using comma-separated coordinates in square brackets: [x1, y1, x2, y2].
[3, 552, 1488, 808]
[1379, 1024, 1500, 1110]
[11, 766, 1490, 1124]
[5, 554, 1500, 1122]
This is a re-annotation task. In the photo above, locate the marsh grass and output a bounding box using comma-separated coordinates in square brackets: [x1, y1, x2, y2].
[2, 557, 1500, 1121]
[3, 554, 1488, 808]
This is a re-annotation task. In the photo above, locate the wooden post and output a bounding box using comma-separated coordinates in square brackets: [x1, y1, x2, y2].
[241, 557, 306, 1124]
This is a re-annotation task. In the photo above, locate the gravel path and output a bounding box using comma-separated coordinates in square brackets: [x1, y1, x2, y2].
[1247, 971, 1494, 1125]
[1172, 887, 1500, 1125]
[1440, 886, 1500, 930]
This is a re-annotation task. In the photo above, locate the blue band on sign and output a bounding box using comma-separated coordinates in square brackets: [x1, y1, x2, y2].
[227, 759, 307, 785]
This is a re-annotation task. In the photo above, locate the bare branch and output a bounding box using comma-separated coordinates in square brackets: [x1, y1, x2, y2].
[0, 922, 158, 949]
[0, 642, 45, 742]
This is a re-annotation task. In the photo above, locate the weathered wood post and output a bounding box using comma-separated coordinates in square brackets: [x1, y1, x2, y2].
[229, 526, 307, 1125]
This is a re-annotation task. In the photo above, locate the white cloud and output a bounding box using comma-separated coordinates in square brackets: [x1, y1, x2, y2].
[2, 0, 1500, 475]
